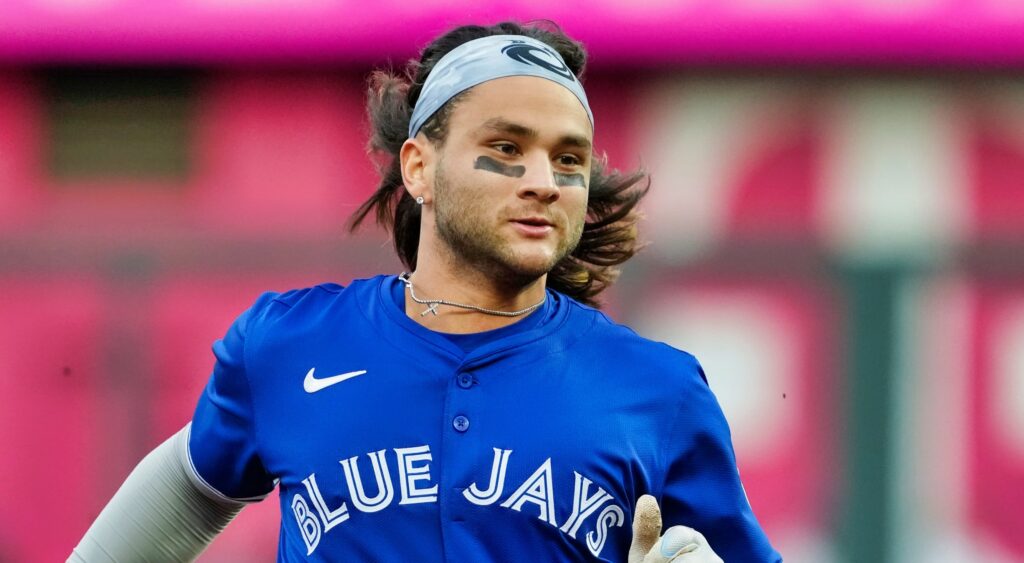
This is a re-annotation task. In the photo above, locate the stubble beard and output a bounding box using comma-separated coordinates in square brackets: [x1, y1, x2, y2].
[432, 164, 583, 289]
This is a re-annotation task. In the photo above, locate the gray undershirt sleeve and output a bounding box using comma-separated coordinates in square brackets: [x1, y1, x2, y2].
[68, 424, 247, 563]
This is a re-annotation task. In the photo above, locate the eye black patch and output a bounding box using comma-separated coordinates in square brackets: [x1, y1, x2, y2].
[553, 172, 587, 188]
[475, 156, 525, 178]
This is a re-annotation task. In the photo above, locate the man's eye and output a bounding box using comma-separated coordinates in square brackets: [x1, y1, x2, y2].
[558, 154, 581, 166]
[494, 143, 519, 155]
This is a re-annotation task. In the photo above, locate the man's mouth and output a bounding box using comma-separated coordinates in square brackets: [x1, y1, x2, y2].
[510, 216, 555, 236]
[512, 216, 554, 227]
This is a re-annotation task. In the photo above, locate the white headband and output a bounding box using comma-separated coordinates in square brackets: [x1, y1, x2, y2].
[408, 34, 594, 139]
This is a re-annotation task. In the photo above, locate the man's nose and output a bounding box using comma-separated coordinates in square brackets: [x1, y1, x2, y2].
[515, 156, 560, 203]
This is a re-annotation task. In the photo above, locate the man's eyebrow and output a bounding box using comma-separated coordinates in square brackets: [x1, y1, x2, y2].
[480, 118, 539, 139]
[558, 135, 592, 151]
[479, 118, 592, 150]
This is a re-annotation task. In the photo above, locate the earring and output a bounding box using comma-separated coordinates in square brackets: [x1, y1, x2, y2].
[416, 196, 424, 205]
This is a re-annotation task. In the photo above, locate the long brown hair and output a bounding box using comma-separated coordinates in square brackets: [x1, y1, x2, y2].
[349, 21, 649, 307]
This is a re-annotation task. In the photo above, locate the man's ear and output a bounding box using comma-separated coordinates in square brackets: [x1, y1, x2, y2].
[400, 137, 435, 204]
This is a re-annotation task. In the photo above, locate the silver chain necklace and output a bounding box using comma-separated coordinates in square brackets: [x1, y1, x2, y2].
[399, 272, 545, 318]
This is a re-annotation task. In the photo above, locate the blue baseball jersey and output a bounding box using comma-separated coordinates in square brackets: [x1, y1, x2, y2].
[186, 275, 781, 562]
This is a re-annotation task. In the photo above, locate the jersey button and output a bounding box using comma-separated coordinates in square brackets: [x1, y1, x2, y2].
[457, 373, 474, 389]
[453, 415, 470, 432]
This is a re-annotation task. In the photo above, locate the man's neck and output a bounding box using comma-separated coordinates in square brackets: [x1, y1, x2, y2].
[402, 256, 547, 334]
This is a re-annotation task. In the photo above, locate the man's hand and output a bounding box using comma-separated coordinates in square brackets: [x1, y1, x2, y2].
[627, 495, 724, 563]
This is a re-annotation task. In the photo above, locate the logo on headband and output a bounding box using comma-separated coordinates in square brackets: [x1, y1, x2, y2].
[501, 41, 577, 82]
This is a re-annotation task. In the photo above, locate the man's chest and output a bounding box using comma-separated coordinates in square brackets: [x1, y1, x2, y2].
[246, 338, 662, 560]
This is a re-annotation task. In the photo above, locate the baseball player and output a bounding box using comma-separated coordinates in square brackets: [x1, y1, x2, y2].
[70, 22, 780, 562]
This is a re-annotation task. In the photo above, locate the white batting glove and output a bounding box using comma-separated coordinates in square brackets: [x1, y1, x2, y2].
[627, 494, 724, 563]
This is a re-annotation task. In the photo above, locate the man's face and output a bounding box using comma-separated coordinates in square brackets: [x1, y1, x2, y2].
[428, 75, 593, 283]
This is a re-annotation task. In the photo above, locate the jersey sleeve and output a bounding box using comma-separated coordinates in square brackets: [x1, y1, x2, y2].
[660, 358, 783, 563]
[184, 292, 279, 503]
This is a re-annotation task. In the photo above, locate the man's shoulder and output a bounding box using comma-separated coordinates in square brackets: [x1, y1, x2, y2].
[561, 297, 707, 385]
[571, 300, 697, 359]
[246, 275, 387, 329]
[265, 281, 346, 310]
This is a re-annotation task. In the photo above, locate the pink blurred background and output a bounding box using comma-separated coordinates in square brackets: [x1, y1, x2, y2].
[1, 1, 1024, 562]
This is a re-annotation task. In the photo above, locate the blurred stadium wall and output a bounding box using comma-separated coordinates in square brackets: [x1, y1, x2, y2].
[2, 2, 1024, 562]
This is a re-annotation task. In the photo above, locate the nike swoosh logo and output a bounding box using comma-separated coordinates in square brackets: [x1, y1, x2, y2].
[303, 368, 367, 393]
